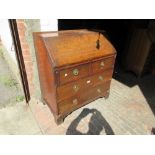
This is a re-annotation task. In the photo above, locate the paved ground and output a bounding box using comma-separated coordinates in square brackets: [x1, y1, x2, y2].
[0, 46, 36, 134]
[0, 102, 42, 134]
[28, 71, 155, 135]
[0, 60, 155, 134]
[0, 46, 24, 108]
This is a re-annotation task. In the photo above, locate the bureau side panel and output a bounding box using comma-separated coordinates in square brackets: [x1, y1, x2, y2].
[33, 33, 58, 115]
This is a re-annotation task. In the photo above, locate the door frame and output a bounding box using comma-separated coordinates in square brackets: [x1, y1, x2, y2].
[9, 19, 30, 103]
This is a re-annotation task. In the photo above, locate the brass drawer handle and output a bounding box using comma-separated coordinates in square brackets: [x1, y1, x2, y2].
[100, 61, 104, 67]
[73, 85, 79, 92]
[72, 98, 78, 105]
[73, 68, 79, 76]
[97, 88, 101, 93]
[99, 76, 103, 81]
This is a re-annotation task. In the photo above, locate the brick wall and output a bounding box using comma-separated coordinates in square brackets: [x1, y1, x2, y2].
[16, 19, 35, 95]
[16, 19, 58, 99]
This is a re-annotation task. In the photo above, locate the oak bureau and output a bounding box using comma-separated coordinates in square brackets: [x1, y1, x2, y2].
[33, 29, 116, 124]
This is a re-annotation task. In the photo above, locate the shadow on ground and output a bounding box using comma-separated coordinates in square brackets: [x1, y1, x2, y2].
[66, 108, 114, 135]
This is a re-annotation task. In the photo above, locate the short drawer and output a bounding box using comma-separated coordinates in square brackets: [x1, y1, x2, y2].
[58, 81, 111, 114]
[91, 68, 113, 86]
[59, 63, 90, 85]
[92, 56, 115, 73]
[57, 68, 113, 102]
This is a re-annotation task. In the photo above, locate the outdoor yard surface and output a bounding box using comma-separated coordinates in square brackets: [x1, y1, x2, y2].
[0, 46, 24, 108]
[0, 67, 155, 134]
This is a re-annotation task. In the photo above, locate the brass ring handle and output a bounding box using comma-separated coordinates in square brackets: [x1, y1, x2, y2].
[72, 98, 78, 105]
[73, 69, 79, 76]
[73, 85, 79, 92]
[97, 88, 101, 93]
[99, 76, 103, 81]
[100, 61, 104, 67]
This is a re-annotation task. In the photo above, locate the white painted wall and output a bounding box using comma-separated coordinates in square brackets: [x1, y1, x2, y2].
[0, 19, 17, 64]
[0, 19, 58, 65]
[40, 19, 58, 31]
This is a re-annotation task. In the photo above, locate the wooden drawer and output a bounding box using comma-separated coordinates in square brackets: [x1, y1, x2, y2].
[92, 56, 115, 73]
[59, 63, 90, 85]
[58, 81, 111, 114]
[91, 68, 113, 86]
[57, 68, 113, 102]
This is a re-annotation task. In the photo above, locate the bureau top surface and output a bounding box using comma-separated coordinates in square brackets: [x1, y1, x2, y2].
[38, 29, 116, 68]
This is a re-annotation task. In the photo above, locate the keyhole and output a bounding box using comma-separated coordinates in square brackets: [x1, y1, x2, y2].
[96, 32, 101, 49]
[96, 39, 100, 49]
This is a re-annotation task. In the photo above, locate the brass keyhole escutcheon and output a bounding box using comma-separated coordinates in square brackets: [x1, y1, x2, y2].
[86, 80, 91, 84]
[100, 61, 104, 67]
[99, 76, 103, 81]
[64, 73, 68, 77]
[73, 98, 78, 105]
[73, 85, 79, 92]
[73, 68, 79, 76]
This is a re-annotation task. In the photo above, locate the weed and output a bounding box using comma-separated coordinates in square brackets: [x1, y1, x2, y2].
[0, 46, 3, 57]
[0, 75, 18, 87]
[15, 95, 24, 102]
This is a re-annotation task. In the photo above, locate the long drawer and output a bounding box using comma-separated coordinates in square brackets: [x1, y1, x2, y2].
[58, 81, 111, 114]
[57, 68, 113, 102]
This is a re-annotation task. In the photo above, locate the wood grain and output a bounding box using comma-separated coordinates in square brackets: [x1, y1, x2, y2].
[58, 81, 111, 114]
[42, 29, 116, 68]
[57, 68, 113, 102]
[33, 29, 116, 124]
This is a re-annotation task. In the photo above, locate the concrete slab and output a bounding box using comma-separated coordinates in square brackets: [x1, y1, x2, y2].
[0, 47, 24, 108]
[0, 102, 42, 135]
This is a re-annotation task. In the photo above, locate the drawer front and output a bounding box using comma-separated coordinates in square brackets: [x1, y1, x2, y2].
[57, 68, 113, 102]
[59, 63, 90, 85]
[58, 81, 111, 114]
[92, 56, 115, 73]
